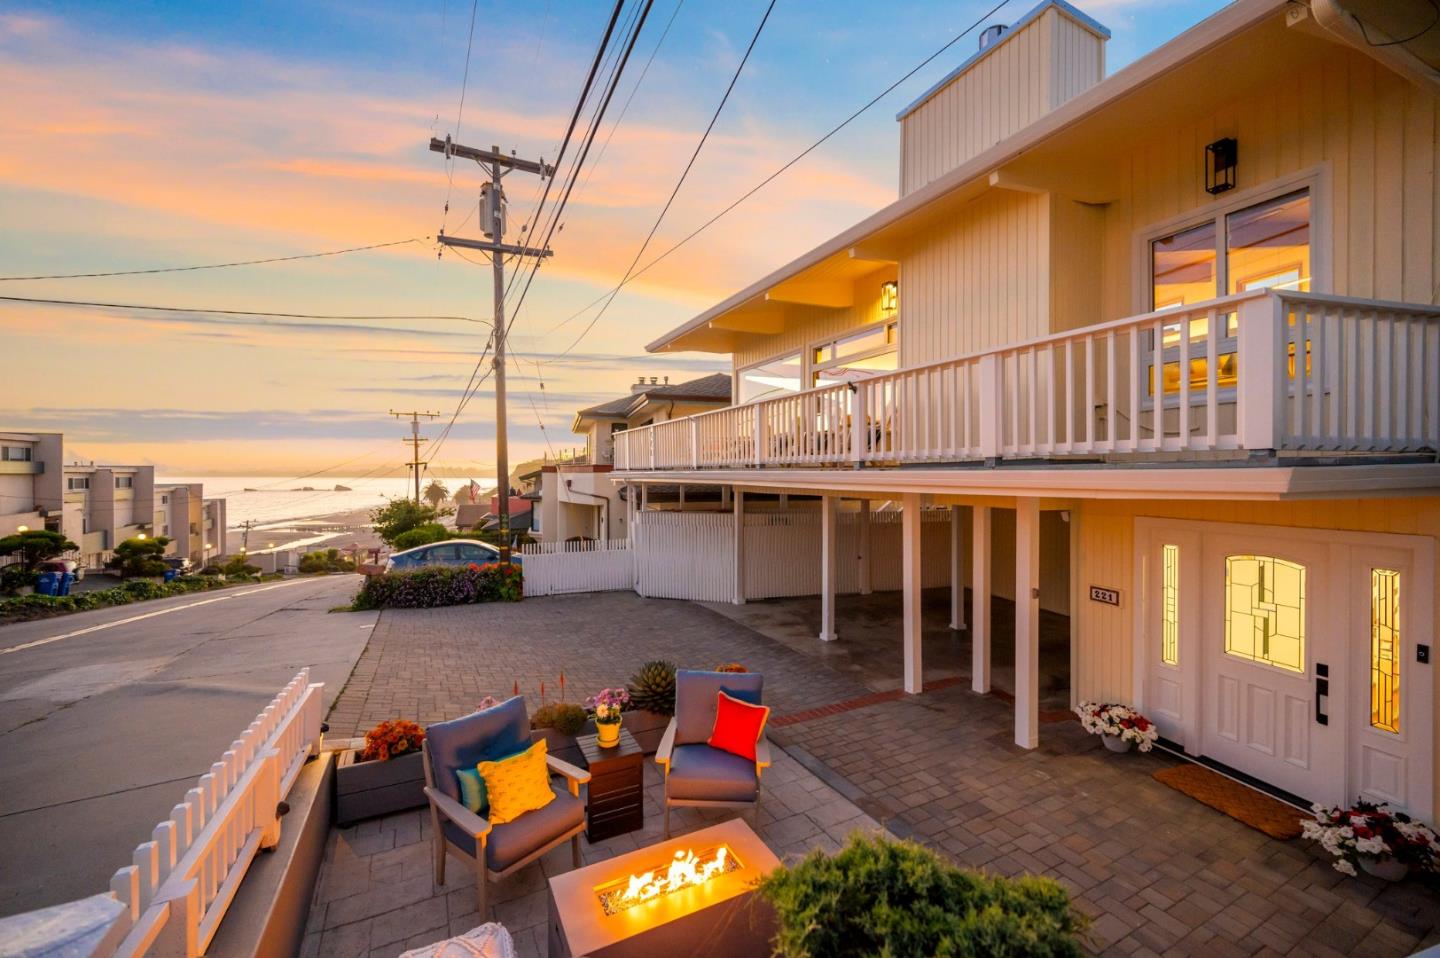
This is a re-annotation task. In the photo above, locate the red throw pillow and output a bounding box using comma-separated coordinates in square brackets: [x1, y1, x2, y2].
[707, 690, 770, 761]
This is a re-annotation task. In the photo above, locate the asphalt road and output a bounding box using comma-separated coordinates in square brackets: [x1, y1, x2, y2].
[0, 575, 375, 918]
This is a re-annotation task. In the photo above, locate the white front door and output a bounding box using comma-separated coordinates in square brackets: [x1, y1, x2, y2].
[1137, 519, 1434, 815]
[1198, 532, 1344, 804]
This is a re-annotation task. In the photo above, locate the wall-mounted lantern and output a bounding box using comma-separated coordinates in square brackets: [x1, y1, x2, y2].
[880, 280, 899, 314]
[1205, 137, 1237, 195]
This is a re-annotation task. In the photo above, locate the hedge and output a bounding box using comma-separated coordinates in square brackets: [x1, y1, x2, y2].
[351, 563, 522, 610]
[0, 575, 268, 625]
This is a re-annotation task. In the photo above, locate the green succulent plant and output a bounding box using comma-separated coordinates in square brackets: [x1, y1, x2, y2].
[626, 659, 677, 716]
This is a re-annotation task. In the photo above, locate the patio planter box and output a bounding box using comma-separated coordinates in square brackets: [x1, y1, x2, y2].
[334, 746, 426, 826]
[533, 726, 587, 768]
[622, 710, 669, 754]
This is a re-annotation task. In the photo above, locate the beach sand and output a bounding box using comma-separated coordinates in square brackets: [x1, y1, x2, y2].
[225, 506, 383, 560]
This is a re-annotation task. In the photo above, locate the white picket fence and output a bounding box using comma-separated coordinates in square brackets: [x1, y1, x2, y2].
[98, 671, 325, 958]
[519, 539, 633, 596]
[634, 513, 736, 602]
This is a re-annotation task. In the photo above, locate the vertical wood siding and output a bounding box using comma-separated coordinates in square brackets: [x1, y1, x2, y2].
[900, 7, 1104, 196]
[730, 268, 896, 371]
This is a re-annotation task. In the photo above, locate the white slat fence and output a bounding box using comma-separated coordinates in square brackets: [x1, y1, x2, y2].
[518, 539, 633, 595]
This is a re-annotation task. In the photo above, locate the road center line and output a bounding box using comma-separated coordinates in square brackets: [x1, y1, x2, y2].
[0, 580, 311, 656]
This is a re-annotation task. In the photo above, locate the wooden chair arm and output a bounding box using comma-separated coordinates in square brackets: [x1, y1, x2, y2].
[546, 754, 592, 798]
[755, 734, 772, 775]
[424, 786, 492, 839]
[654, 718, 678, 771]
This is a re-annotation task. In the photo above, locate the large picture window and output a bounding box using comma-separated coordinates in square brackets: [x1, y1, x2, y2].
[1146, 187, 1312, 398]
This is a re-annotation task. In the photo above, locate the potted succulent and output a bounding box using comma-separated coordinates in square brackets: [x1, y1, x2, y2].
[1302, 799, 1439, 881]
[1073, 702, 1158, 753]
[334, 718, 428, 825]
[587, 687, 629, 748]
[624, 660, 677, 753]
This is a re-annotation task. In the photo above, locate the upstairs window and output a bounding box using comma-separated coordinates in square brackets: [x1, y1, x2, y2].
[739, 352, 803, 404]
[67, 477, 90, 491]
[115, 476, 133, 489]
[812, 322, 898, 388]
[1, 446, 32, 462]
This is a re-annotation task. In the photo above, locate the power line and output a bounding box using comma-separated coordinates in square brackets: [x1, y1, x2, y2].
[553, 0, 777, 360]
[0, 294, 491, 327]
[544, 0, 1014, 340]
[0, 238, 430, 282]
[441, 0, 482, 232]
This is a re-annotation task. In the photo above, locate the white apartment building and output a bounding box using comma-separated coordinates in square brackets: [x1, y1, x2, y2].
[1, 430, 226, 570]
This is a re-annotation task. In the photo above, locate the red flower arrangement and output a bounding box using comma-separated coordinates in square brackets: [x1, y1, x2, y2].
[359, 718, 426, 762]
[714, 662, 749, 673]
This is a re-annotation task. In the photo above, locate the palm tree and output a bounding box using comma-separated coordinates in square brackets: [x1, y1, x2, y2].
[422, 479, 449, 510]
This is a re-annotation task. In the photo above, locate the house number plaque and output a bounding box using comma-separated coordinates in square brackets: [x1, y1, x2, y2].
[1089, 586, 1121, 606]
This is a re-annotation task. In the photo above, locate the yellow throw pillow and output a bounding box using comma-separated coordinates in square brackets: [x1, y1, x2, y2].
[476, 739, 555, 825]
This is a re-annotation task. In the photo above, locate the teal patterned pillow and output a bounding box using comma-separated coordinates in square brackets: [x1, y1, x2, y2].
[455, 767, 489, 816]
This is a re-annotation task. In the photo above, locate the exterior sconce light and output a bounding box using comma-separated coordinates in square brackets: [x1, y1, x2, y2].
[880, 280, 899, 314]
[137, 533, 147, 540]
[1205, 137, 1237, 195]
[16, 525, 28, 533]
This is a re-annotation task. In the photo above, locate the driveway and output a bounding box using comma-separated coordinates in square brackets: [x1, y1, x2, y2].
[0, 574, 373, 917]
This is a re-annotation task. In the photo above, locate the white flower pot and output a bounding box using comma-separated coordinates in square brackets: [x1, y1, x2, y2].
[1359, 856, 1408, 882]
[1102, 734, 1134, 753]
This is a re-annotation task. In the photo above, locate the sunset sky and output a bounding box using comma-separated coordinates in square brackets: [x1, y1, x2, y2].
[2, 0, 1226, 478]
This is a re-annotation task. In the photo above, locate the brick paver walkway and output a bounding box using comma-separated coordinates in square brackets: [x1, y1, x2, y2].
[325, 592, 1440, 956]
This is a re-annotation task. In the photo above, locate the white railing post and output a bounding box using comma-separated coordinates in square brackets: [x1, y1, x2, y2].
[647, 428, 655, 470]
[689, 419, 699, 469]
[258, 748, 282, 850]
[752, 404, 764, 467]
[1237, 293, 1285, 452]
[977, 354, 1002, 460]
[148, 879, 200, 958]
[850, 384, 867, 465]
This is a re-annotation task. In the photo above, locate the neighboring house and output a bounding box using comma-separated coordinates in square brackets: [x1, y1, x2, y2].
[533, 373, 731, 542]
[612, 0, 1440, 824]
[0, 429, 225, 570]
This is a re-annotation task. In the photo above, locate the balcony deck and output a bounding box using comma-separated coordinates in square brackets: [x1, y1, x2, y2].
[615, 290, 1440, 476]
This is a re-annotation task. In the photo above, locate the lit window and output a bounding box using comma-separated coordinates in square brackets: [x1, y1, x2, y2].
[1151, 221, 1216, 309]
[1371, 568, 1401, 734]
[1227, 191, 1310, 295]
[739, 353, 803, 404]
[1161, 544, 1179, 666]
[1224, 555, 1305, 673]
[812, 323, 899, 388]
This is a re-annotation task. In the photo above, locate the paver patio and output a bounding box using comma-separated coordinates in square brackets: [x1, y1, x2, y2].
[323, 591, 1440, 956]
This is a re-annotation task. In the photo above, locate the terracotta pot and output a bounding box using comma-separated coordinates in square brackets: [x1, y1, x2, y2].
[1102, 734, 1134, 753]
[1359, 856, 1408, 882]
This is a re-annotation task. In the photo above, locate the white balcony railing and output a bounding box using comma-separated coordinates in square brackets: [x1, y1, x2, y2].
[614, 289, 1440, 471]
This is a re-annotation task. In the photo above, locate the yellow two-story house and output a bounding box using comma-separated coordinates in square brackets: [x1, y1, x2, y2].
[611, 0, 1440, 822]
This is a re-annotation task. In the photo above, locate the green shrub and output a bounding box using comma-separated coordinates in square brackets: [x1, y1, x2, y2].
[122, 579, 167, 600]
[757, 833, 1085, 958]
[298, 548, 356, 574]
[390, 523, 450, 551]
[532, 702, 588, 736]
[351, 563, 523, 610]
[0, 573, 238, 624]
[0, 566, 38, 595]
[107, 536, 172, 578]
[0, 529, 78, 575]
[220, 555, 261, 577]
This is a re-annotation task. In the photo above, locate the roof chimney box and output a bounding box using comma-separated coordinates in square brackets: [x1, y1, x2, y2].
[979, 24, 1007, 50]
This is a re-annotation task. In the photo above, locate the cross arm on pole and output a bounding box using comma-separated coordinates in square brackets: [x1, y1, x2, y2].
[429, 137, 554, 178]
[437, 234, 553, 259]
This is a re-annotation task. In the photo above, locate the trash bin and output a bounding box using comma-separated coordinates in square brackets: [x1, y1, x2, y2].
[36, 571, 60, 597]
[163, 569, 177, 584]
[58, 572, 75, 596]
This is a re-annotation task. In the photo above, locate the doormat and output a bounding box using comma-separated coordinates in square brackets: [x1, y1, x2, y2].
[1153, 764, 1305, 840]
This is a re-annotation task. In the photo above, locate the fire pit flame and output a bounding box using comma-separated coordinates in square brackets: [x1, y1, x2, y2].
[597, 845, 739, 916]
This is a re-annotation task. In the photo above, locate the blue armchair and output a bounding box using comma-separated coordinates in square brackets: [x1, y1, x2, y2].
[654, 670, 771, 839]
[422, 697, 591, 917]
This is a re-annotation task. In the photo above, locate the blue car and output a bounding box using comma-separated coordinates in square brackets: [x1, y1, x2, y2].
[383, 539, 520, 573]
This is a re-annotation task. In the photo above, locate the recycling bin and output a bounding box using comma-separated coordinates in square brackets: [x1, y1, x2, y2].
[163, 569, 178, 584]
[36, 571, 59, 596]
[58, 572, 75, 596]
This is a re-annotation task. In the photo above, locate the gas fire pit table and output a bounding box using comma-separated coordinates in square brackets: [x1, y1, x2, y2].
[546, 818, 780, 957]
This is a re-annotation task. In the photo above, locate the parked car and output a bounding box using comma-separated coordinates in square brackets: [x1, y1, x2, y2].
[36, 558, 84, 581]
[162, 556, 193, 574]
[383, 539, 520, 573]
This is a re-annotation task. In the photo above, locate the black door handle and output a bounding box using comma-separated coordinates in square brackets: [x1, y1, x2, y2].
[1315, 663, 1329, 725]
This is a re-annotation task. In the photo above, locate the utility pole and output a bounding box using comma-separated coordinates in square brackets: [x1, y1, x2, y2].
[239, 519, 256, 554]
[390, 409, 440, 504]
[429, 135, 554, 561]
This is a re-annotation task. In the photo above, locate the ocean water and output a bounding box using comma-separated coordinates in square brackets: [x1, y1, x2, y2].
[157, 475, 418, 531]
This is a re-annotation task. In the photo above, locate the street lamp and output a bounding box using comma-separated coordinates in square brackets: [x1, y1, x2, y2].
[137, 533, 147, 540]
[16, 525, 27, 533]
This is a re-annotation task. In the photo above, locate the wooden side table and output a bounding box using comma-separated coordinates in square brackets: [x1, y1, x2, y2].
[576, 728, 644, 842]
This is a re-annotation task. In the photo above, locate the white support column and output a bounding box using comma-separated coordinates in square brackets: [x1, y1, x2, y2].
[901, 493, 923, 694]
[820, 496, 838, 642]
[949, 505, 966, 631]
[678, 485, 686, 510]
[641, 483, 650, 511]
[1015, 498, 1041, 749]
[731, 489, 745, 605]
[858, 499, 873, 595]
[971, 505, 991, 693]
